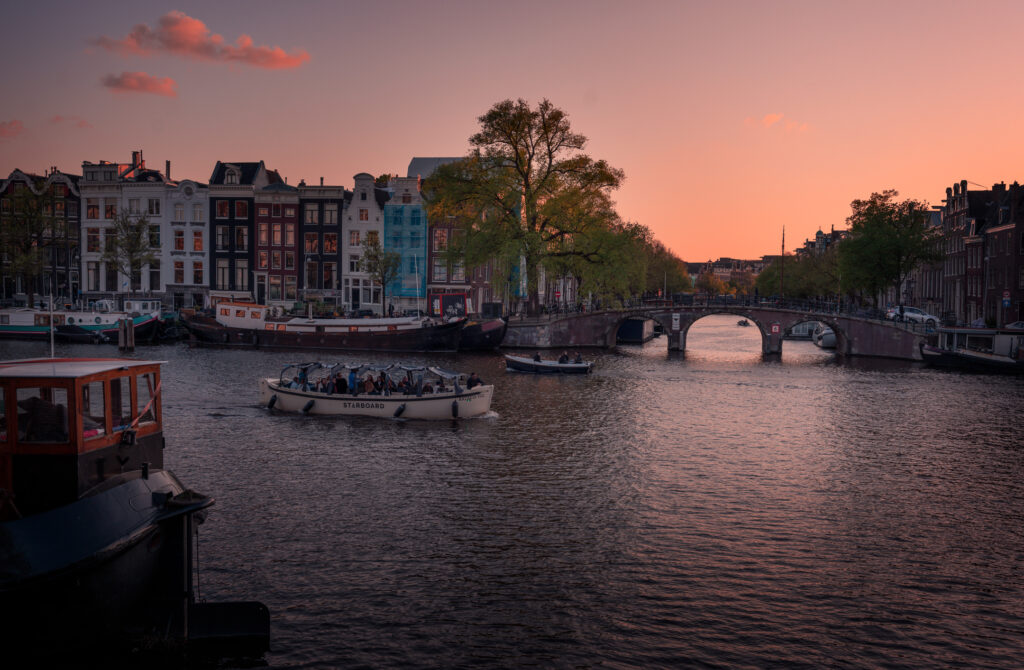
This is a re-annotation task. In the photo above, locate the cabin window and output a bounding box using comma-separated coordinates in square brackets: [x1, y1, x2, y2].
[235, 309, 245, 318]
[250, 311, 261, 319]
[136, 373, 157, 425]
[220, 308, 230, 316]
[81, 381, 106, 439]
[111, 377, 132, 432]
[17, 387, 69, 443]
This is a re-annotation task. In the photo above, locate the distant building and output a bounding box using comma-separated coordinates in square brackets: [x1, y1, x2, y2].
[255, 182, 299, 306]
[297, 178, 346, 308]
[383, 176, 427, 314]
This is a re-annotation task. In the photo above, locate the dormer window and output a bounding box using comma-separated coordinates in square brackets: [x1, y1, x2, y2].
[225, 170, 239, 185]
[361, 192, 367, 201]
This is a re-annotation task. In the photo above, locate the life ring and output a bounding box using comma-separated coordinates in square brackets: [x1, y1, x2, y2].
[68, 317, 74, 325]
[95, 316, 102, 324]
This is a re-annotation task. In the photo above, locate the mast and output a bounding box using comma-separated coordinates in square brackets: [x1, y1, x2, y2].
[779, 226, 785, 300]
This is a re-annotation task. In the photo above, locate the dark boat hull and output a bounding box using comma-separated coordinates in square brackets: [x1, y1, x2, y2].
[184, 315, 463, 353]
[459, 318, 507, 351]
[921, 344, 1024, 374]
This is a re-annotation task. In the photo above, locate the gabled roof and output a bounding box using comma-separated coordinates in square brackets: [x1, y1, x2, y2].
[209, 161, 266, 185]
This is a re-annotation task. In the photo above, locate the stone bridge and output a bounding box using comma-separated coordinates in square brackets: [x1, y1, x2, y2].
[503, 306, 928, 360]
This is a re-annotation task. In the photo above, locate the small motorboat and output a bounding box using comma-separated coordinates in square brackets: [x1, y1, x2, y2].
[259, 362, 494, 420]
[812, 323, 836, 348]
[504, 354, 593, 374]
[54, 323, 111, 344]
[737, 319, 750, 327]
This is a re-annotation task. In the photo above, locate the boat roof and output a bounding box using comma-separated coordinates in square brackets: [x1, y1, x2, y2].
[0, 358, 163, 379]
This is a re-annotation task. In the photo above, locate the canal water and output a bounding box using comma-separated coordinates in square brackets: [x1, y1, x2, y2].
[4, 314, 1024, 668]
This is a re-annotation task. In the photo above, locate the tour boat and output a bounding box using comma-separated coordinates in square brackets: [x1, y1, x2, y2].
[504, 354, 593, 374]
[259, 362, 494, 420]
[921, 325, 1024, 373]
[0, 299, 162, 343]
[184, 302, 464, 353]
[0, 357, 269, 655]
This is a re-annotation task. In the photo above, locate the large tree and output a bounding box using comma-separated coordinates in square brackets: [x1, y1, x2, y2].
[837, 190, 943, 308]
[100, 210, 157, 298]
[424, 98, 624, 315]
[0, 185, 51, 308]
[358, 233, 402, 315]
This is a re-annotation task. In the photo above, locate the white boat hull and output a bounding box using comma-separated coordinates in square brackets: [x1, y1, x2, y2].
[258, 378, 494, 420]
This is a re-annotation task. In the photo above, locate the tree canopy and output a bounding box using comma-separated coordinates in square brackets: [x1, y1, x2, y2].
[100, 210, 157, 297]
[424, 98, 625, 314]
[358, 233, 402, 313]
[0, 185, 56, 307]
[837, 190, 943, 306]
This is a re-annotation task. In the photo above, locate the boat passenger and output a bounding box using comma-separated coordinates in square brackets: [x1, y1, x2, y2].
[558, 351, 569, 364]
[348, 369, 357, 395]
[467, 372, 482, 389]
[533, 353, 542, 362]
[363, 375, 376, 395]
[288, 376, 302, 389]
[422, 382, 434, 394]
[573, 352, 583, 364]
[436, 380, 447, 393]
[335, 373, 348, 394]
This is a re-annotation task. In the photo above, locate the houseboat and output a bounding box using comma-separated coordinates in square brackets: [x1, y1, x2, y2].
[458, 317, 508, 351]
[0, 358, 269, 655]
[0, 299, 162, 343]
[183, 302, 464, 353]
[921, 325, 1024, 373]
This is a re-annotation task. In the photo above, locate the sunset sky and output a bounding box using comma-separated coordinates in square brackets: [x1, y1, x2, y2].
[2, 0, 1022, 262]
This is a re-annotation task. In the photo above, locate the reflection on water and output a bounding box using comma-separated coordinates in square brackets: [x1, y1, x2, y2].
[3, 315, 1023, 669]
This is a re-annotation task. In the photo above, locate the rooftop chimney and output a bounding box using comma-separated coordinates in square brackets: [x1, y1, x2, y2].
[320, 177, 324, 186]
[165, 160, 171, 180]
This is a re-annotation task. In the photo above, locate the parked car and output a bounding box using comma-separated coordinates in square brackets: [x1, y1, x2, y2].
[886, 306, 940, 326]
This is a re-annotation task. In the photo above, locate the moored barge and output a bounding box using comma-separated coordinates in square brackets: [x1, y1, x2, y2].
[183, 302, 464, 353]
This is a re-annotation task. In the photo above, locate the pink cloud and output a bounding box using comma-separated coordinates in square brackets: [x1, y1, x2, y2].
[761, 113, 784, 128]
[49, 115, 92, 129]
[93, 11, 310, 69]
[102, 71, 178, 97]
[0, 120, 24, 138]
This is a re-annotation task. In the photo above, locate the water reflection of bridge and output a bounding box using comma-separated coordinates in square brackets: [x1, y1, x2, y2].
[503, 306, 928, 360]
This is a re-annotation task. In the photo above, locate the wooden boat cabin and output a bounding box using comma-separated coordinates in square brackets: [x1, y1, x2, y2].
[0, 358, 164, 519]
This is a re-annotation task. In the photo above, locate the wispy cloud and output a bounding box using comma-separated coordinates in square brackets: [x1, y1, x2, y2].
[0, 120, 25, 138]
[744, 113, 809, 133]
[93, 11, 311, 69]
[49, 115, 92, 129]
[101, 71, 178, 97]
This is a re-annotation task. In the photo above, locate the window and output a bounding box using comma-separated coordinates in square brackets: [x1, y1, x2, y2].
[285, 206, 295, 217]
[305, 204, 319, 224]
[359, 208, 368, 221]
[148, 199, 160, 216]
[225, 170, 238, 185]
[433, 228, 448, 251]
[192, 261, 203, 285]
[87, 198, 98, 218]
[284, 251, 294, 270]
[235, 201, 248, 219]
[360, 191, 367, 201]
[192, 203, 204, 222]
[87, 262, 100, 290]
[367, 231, 379, 246]
[323, 262, 337, 288]
[149, 225, 160, 248]
[136, 373, 157, 425]
[149, 261, 160, 289]
[193, 230, 203, 251]
[285, 223, 295, 246]
[258, 206, 269, 217]
[272, 251, 282, 269]
[1, 199, 9, 214]
[174, 203, 184, 221]
[350, 230, 361, 246]
[216, 225, 229, 250]
[87, 228, 100, 252]
[285, 276, 297, 300]
[235, 259, 249, 289]
[272, 203, 281, 217]
[174, 230, 185, 251]
[235, 227, 248, 251]
[68, 201, 78, 218]
[306, 262, 318, 288]
[433, 257, 447, 282]
[259, 251, 269, 269]
[349, 255, 360, 272]
[305, 233, 318, 253]
[402, 193, 411, 204]
[104, 199, 117, 219]
[324, 233, 338, 253]
[216, 259, 230, 289]
[325, 203, 338, 224]
[129, 199, 140, 214]
[272, 223, 282, 246]
[269, 275, 282, 301]
[452, 261, 465, 282]
[81, 381, 105, 439]
[105, 234, 116, 254]
[54, 201, 64, 216]
[410, 210, 420, 226]
[174, 261, 184, 284]
[217, 200, 229, 218]
[258, 223, 269, 245]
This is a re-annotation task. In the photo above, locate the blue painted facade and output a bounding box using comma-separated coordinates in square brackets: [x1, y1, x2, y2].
[383, 201, 427, 309]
